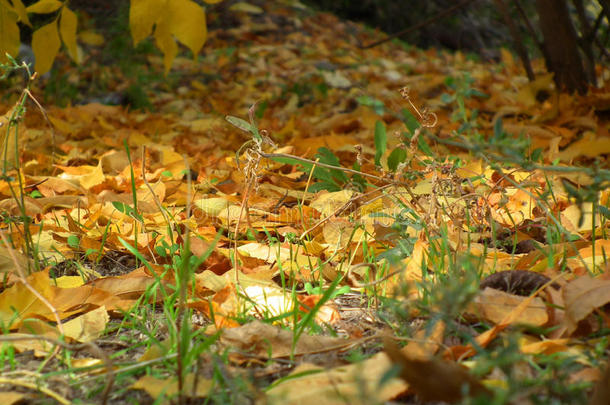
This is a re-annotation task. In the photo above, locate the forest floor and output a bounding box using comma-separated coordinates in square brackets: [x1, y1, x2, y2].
[1, 1, 610, 404]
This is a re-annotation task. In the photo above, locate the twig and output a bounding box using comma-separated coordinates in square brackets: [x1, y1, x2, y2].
[0, 334, 114, 405]
[0, 377, 70, 405]
[493, 0, 535, 81]
[357, 0, 476, 49]
[513, 0, 543, 49]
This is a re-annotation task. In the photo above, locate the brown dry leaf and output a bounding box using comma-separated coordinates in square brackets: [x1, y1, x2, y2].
[131, 374, 212, 400]
[322, 217, 355, 249]
[402, 321, 445, 359]
[467, 287, 548, 326]
[56, 163, 105, 190]
[590, 362, 610, 405]
[220, 320, 354, 358]
[563, 275, 610, 335]
[2, 333, 57, 357]
[448, 276, 557, 360]
[385, 338, 491, 403]
[558, 131, 610, 161]
[0, 246, 30, 274]
[310, 190, 354, 217]
[0, 272, 74, 329]
[264, 352, 407, 405]
[86, 267, 156, 300]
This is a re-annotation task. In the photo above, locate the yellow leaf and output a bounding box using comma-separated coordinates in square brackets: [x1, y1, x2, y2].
[202, 0, 223, 3]
[0, 0, 20, 63]
[229, 2, 263, 14]
[10, 0, 30, 26]
[154, 16, 178, 74]
[60, 6, 79, 62]
[129, 0, 165, 46]
[78, 30, 104, 46]
[25, 0, 62, 14]
[168, 0, 206, 57]
[63, 306, 109, 342]
[31, 20, 60, 75]
[131, 374, 212, 400]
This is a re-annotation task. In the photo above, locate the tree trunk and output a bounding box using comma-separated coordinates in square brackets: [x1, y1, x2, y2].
[535, 0, 588, 93]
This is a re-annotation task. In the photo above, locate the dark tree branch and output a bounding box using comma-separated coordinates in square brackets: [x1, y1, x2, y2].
[513, 0, 543, 49]
[493, 0, 535, 81]
[357, 0, 476, 49]
[572, 0, 597, 85]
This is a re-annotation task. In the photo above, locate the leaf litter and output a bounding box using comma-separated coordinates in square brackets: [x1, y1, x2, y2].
[0, 1, 609, 404]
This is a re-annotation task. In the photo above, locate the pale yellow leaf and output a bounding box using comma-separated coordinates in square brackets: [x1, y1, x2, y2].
[31, 20, 60, 75]
[467, 288, 548, 326]
[563, 275, 610, 335]
[78, 29, 104, 46]
[229, 2, 263, 14]
[60, 6, 79, 62]
[63, 306, 109, 342]
[310, 190, 354, 217]
[0, 391, 25, 404]
[25, 0, 62, 14]
[266, 352, 407, 404]
[131, 374, 212, 399]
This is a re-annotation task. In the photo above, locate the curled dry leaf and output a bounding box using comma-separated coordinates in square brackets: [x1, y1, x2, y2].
[384, 337, 492, 403]
[563, 275, 610, 335]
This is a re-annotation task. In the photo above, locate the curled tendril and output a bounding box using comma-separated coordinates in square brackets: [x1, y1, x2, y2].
[420, 109, 438, 128]
[398, 86, 437, 128]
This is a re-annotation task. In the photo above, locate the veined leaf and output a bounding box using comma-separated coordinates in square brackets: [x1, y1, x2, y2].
[374, 120, 386, 167]
[226, 115, 261, 140]
[226, 115, 252, 132]
[32, 20, 60, 75]
[387, 147, 407, 172]
[401, 108, 420, 134]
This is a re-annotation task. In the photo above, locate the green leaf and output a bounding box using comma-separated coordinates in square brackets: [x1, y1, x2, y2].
[400, 108, 420, 134]
[316, 147, 348, 184]
[417, 136, 434, 157]
[112, 201, 143, 222]
[67, 234, 80, 249]
[225, 115, 260, 140]
[493, 117, 503, 139]
[374, 120, 386, 167]
[387, 147, 407, 171]
[356, 95, 385, 115]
